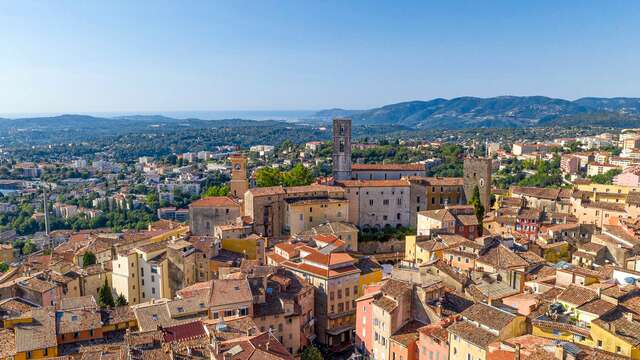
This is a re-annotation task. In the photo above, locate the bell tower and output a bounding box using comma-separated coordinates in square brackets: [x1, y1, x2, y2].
[228, 154, 249, 198]
[332, 118, 352, 181]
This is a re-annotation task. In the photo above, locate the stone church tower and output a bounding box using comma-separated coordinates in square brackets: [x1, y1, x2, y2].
[332, 118, 352, 181]
[463, 157, 492, 209]
[228, 154, 249, 198]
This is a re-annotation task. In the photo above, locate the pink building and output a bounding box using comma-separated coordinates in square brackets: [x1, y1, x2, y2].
[560, 155, 580, 174]
[613, 165, 640, 187]
[418, 319, 454, 360]
[355, 284, 383, 357]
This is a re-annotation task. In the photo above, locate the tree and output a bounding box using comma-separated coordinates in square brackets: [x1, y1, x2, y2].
[82, 251, 97, 267]
[22, 240, 36, 255]
[590, 168, 622, 185]
[469, 186, 485, 236]
[98, 278, 115, 308]
[0, 262, 8, 273]
[115, 293, 128, 307]
[282, 164, 315, 187]
[255, 167, 283, 187]
[300, 345, 323, 360]
[202, 184, 230, 198]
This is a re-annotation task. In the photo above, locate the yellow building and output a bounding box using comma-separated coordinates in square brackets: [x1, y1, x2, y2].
[591, 310, 640, 359]
[0, 308, 58, 360]
[220, 234, 266, 263]
[285, 198, 349, 235]
[575, 182, 640, 203]
[404, 234, 463, 266]
[448, 303, 527, 360]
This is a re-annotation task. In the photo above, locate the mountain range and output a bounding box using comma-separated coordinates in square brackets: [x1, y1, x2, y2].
[2, 97, 640, 137]
[312, 96, 640, 129]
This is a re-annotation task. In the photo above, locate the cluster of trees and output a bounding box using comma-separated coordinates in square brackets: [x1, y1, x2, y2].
[427, 144, 464, 177]
[494, 157, 564, 189]
[255, 164, 315, 188]
[351, 144, 427, 164]
[0, 204, 39, 236]
[590, 168, 622, 185]
[516, 156, 564, 188]
[97, 279, 128, 308]
[202, 184, 230, 197]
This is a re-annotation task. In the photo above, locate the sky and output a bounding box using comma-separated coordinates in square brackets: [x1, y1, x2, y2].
[1, 0, 640, 114]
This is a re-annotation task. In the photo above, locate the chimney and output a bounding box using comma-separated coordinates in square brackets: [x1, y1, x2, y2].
[625, 312, 634, 321]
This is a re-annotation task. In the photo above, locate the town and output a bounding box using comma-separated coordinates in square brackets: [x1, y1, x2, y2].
[0, 117, 639, 360]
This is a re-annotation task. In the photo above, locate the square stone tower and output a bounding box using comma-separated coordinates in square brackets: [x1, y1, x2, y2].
[228, 154, 249, 198]
[463, 157, 492, 209]
[332, 118, 352, 181]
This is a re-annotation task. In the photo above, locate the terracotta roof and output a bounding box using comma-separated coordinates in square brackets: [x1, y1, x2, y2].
[477, 245, 529, 270]
[57, 308, 102, 334]
[335, 179, 410, 187]
[373, 295, 398, 313]
[407, 176, 464, 186]
[215, 332, 293, 360]
[162, 321, 207, 343]
[557, 285, 598, 307]
[447, 320, 498, 349]
[14, 307, 57, 353]
[352, 163, 425, 171]
[511, 186, 561, 200]
[190, 196, 239, 208]
[0, 329, 15, 359]
[389, 320, 424, 347]
[577, 299, 616, 316]
[592, 310, 640, 346]
[461, 303, 516, 330]
[208, 279, 253, 307]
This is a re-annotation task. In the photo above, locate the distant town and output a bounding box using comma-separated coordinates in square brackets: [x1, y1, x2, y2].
[1, 117, 640, 360]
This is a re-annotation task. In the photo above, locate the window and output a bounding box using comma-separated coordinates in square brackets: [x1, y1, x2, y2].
[369, 199, 374, 206]
[616, 346, 622, 353]
[151, 287, 156, 294]
[597, 340, 603, 348]
[213, 312, 219, 319]
[345, 287, 350, 297]
[383, 199, 389, 206]
[224, 309, 235, 317]
[240, 307, 249, 316]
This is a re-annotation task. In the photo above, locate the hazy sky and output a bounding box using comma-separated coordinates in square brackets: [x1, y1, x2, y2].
[1, 0, 639, 113]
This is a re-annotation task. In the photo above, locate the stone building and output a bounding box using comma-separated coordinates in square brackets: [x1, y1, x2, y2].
[189, 196, 242, 236]
[335, 179, 412, 229]
[463, 157, 492, 209]
[244, 184, 346, 237]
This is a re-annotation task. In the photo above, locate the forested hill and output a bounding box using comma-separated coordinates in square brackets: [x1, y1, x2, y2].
[313, 96, 640, 129]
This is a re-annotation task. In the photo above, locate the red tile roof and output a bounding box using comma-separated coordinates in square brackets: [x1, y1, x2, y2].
[162, 321, 207, 343]
[190, 196, 239, 208]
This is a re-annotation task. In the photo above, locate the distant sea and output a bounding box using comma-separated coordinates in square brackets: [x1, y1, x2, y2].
[0, 110, 317, 122]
